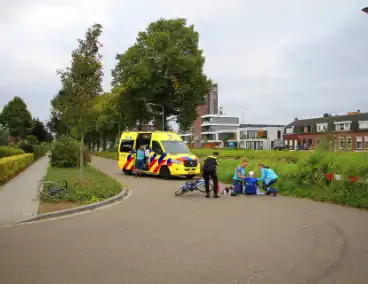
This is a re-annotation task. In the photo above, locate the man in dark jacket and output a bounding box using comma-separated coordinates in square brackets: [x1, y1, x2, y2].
[202, 152, 220, 198]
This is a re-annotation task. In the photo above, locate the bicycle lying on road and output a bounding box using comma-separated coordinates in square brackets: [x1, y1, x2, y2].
[38, 180, 68, 197]
[175, 179, 213, 196]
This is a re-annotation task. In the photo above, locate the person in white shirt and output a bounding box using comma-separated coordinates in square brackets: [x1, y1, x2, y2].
[144, 146, 150, 168]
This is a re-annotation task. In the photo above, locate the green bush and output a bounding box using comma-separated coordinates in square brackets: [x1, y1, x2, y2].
[0, 153, 34, 184]
[26, 135, 39, 145]
[0, 128, 8, 145]
[50, 136, 90, 168]
[0, 146, 25, 158]
[33, 144, 48, 160]
[18, 140, 34, 153]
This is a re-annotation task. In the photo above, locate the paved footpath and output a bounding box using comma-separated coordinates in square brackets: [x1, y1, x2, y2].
[0, 156, 367, 284]
[0, 156, 48, 225]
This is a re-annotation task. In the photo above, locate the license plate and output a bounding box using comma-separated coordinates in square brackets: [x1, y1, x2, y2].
[187, 172, 195, 174]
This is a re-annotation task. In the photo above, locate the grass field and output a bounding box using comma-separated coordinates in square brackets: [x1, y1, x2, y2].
[39, 165, 122, 213]
[94, 149, 368, 209]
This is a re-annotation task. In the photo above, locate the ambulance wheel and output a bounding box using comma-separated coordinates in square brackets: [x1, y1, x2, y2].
[186, 175, 195, 179]
[159, 166, 171, 179]
[123, 169, 133, 175]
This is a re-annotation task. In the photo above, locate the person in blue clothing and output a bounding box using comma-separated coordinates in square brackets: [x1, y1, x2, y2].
[244, 171, 259, 195]
[135, 146, 145, 177]
[232, 160, 247, 194]
[257, 164, 278, 195]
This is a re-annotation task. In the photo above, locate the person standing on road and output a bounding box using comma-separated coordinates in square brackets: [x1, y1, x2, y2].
[135, 146, 145, 177]
[144, 146, 150, 168]
[202, 152, 220, 199]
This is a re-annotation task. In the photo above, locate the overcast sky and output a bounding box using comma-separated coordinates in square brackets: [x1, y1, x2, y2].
[1, 0, 368, 126]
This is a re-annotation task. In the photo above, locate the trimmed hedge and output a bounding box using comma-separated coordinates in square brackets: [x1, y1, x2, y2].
[0, 146, 25, 158]
[0, 153, 34, 184]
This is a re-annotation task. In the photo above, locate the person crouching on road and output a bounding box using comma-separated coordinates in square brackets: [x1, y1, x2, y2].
[257, 164, 278, 195]
[202, 152, 220, 199]
[135, 146, 145, 177]
[244, 171, 259, 195]
[232, 160, 247, 195]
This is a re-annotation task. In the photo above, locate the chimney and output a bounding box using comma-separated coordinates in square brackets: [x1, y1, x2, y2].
[323, 113, 329, 118]
[357, 109, 360, 113]
[294, 117, 298, 121]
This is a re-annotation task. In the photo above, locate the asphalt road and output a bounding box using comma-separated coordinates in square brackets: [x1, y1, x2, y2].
[0, 156, 367, 284]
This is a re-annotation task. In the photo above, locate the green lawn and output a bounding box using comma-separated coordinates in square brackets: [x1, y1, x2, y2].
[40, 165, 122, 211]
[94, 151, 117, 160]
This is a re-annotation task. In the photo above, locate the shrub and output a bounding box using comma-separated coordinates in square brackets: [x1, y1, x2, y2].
[0, 146, 25, 158]
[33, 144, 48, 160]
[26, 135, 39, 145]
[0, 153, 34, 184]
[50, 136, 90, 168]
[0, 128, 8, 145]
[18, 140, 35, 153]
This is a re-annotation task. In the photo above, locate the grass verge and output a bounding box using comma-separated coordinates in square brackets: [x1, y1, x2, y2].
[94, 150, 367, 209]
[39, 165, 122, 214]
[94, 151, 117, 160]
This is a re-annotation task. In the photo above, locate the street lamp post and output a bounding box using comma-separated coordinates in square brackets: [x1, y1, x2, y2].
[147, 103, 165, 131]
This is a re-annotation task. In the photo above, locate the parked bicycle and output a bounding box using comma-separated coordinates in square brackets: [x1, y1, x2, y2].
[175, 179, 213, 196]
[38, 180, 68, 197]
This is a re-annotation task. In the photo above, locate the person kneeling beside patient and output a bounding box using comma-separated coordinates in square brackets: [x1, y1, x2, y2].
[257, 164, 278, 196]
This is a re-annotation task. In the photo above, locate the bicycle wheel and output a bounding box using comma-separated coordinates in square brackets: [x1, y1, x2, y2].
[38, 180, 59, 195]
[196, 180, 213, 193]
[175, 185, 188, 196]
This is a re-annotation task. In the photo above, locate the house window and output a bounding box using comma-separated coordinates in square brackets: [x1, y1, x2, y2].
[247, 131, 257, 139]
[358, 121, 368, 129]
[340, 137, 345, 150]
[285, 128, 293, 134]
[346, 137, 352, 150]
[285, 140, 288, 145]
[277, 130, 281, 139]
[334, 122, 351, 131]
[365, 136, 368, 150]
[356, 136, 363, 150]
[317, 123, 328, 132]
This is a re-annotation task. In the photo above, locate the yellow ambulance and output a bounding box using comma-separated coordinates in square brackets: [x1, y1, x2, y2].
[117, 131, 200, 178]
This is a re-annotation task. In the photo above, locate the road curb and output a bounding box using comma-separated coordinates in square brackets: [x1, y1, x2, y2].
[17, 188, 130, 224]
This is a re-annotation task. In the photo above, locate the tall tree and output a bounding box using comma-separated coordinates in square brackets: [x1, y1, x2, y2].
[56, 23, 103, 179]
[0, 96, 33, 139]
[48, 89, 72, 137]
[30, 118, 49, 143]
[112, 18, 212, 131]
[93, 91, 125, 146]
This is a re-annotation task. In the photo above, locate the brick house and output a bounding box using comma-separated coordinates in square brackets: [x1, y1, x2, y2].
[283, 111, 368, 151]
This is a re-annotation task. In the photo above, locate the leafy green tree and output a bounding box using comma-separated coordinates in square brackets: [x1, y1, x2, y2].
[112, 18, 212, 131]
[0, 96, 33, 139]
[56, 23, 103, 179]
[48, 89, 71, 137]
[30, 118, 49, 143]
[93, 91, 125, 147]
[0, 126, 8, 145]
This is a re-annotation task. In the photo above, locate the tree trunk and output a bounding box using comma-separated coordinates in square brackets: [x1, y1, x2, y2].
[79, 132, 84, 181]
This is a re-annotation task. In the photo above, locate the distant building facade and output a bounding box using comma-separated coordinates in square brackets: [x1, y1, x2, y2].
[283, 110, 368, 151]
[179, 113, 284, 150]
[192, 83, 218, 143]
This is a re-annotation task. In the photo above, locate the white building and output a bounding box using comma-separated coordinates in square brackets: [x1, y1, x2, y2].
[179, 114, 284, 150]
